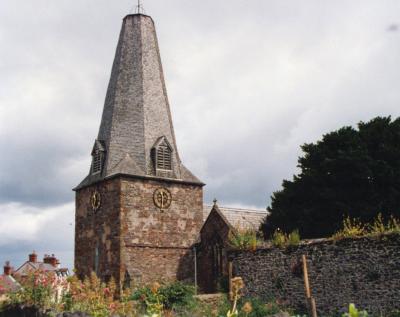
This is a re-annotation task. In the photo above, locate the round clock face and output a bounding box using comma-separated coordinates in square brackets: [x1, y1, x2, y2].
[90, 190, 101, 212]
[153, 188, 172, 210]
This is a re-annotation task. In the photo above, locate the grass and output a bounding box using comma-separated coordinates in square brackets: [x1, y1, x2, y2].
[271, 229, 301, 248]
[332, 213, 400, 240]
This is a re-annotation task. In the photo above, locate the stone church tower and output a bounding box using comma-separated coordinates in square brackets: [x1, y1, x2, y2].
[74, 13, 204, 286]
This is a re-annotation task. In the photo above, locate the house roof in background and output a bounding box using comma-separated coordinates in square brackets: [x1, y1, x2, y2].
[0, 275, 20, 294]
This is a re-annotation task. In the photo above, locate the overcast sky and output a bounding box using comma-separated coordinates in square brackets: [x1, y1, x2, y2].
[1, 0, 400, 269]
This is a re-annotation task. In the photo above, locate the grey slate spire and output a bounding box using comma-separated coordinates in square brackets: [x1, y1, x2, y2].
[75, 14, 202, 189]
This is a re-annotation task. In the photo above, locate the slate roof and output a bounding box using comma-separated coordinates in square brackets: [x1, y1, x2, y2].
[75, 14, 202, 189]
[15, 262, 70, 277]
[0, 275, 20, 294]
[203, 205, 267, 231]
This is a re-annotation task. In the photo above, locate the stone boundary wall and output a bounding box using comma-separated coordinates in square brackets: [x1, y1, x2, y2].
[229, 234, 400, 316]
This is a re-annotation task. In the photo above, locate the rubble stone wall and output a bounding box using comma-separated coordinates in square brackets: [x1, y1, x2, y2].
[120, 177, 203, 284]
[230, 234, 400, 316]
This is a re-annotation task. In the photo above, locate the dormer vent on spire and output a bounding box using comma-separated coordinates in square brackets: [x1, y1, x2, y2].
[152, 137, 173, 171]
[91, 140, 105, 175]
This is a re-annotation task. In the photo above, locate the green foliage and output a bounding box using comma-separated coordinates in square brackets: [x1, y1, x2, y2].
[342, 303, 368, 317]
[159, 281, 196, 310]
[2, 271, 135, 317]
[370, 214, 400, 235]
[272, 230, 287, 248]
[263, 116, 400, 238]
[216, 295, 288, 317]
[241, 297, 280, 317]
[131, 282, 163, 316]
[272, 229, 301, 248]
[332, 217, 366, 240]
[3, 269, 65, 313]
[287, 230, 301, 246]
[332, 213, 400, 240]
[65, 273, 135, 317]
[228, 228, 261, 251]
[131, 281, 197, 316]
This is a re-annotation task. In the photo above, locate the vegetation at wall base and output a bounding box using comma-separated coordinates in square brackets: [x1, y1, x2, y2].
[263, 116, 400, 239]
[1, 271, 398, 316]
[131, 281, 201, 316]
[342, 303, 368, 317]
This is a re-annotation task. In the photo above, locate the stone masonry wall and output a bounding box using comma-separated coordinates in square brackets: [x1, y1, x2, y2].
[75, 179, 122, 283]
[120, 177, 203, 284]
[230, 234, 400, 316]
[198, 208, 231, 293]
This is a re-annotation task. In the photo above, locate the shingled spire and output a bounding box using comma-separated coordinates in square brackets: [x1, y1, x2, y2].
[76, 14, 201, 189]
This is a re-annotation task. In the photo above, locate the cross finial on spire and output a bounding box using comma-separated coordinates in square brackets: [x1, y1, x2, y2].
[213, 198, 218, 206]
[136, 0, 145, 14]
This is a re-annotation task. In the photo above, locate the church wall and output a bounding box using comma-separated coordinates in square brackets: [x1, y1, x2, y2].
[198, 209, 231, 293]
[74, 179, 122, 283]
[122, 247, 195, 285]
[230, 234, 400, 316]
[119, 177, 203, 284]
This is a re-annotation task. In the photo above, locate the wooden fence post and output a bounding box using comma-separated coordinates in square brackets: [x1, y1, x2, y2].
[302, 255, 317, 317]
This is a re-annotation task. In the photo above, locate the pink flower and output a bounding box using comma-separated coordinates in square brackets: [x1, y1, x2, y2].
[103, 287, 111, 296]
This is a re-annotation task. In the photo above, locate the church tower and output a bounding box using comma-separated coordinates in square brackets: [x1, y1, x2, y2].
[74, 13, 204, 286]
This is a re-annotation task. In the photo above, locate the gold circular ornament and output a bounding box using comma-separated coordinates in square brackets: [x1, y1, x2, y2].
[90, 191, 101, 212]
[153, 188, 172, 210]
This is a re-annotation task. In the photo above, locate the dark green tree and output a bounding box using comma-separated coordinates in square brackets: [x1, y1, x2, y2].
[262, 116, 400, 238]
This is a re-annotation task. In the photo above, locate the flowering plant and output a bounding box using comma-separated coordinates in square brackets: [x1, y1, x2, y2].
[5, 269, 66, 312]
[66, 272, 136, 317]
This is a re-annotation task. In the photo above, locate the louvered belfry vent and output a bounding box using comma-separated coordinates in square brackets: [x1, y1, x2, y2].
[157, 140, 172, 170]
[152, 137, 173, 171]
[92, 150, 102, 174]
[91, 140, 105, 175]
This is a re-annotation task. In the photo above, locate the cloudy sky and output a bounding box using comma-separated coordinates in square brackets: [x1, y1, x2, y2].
[1, 0, 400, 269]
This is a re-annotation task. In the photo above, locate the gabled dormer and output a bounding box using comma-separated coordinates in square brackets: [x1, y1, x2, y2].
[151, 136, 173, 175]
[91, 140, 106, 175]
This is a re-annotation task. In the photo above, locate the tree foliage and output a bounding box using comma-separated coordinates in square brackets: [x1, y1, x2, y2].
[263, 116, 400, 238]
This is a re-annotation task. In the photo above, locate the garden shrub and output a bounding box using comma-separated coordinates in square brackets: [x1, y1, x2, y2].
[2, 269, 66, 313]
[64, 273, 135, 317]
[131, 281, 197, 316]
[2, 271, 135, 317]
[239, 297, 280, 317]
[158, 281, 195, 309]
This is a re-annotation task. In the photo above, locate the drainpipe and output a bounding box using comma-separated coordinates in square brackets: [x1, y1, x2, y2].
[193, 246, 197, 294]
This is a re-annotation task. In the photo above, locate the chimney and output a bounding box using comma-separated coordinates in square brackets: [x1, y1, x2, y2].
[3, 261, 11, 276]
[43, 254, 58, 267]
[29, 251, 37, 263]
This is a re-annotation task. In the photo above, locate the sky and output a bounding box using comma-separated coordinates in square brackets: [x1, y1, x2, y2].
[1, 0, 400, 270]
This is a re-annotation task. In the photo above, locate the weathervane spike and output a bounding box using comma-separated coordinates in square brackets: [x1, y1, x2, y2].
[136, 0, 145, 14]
